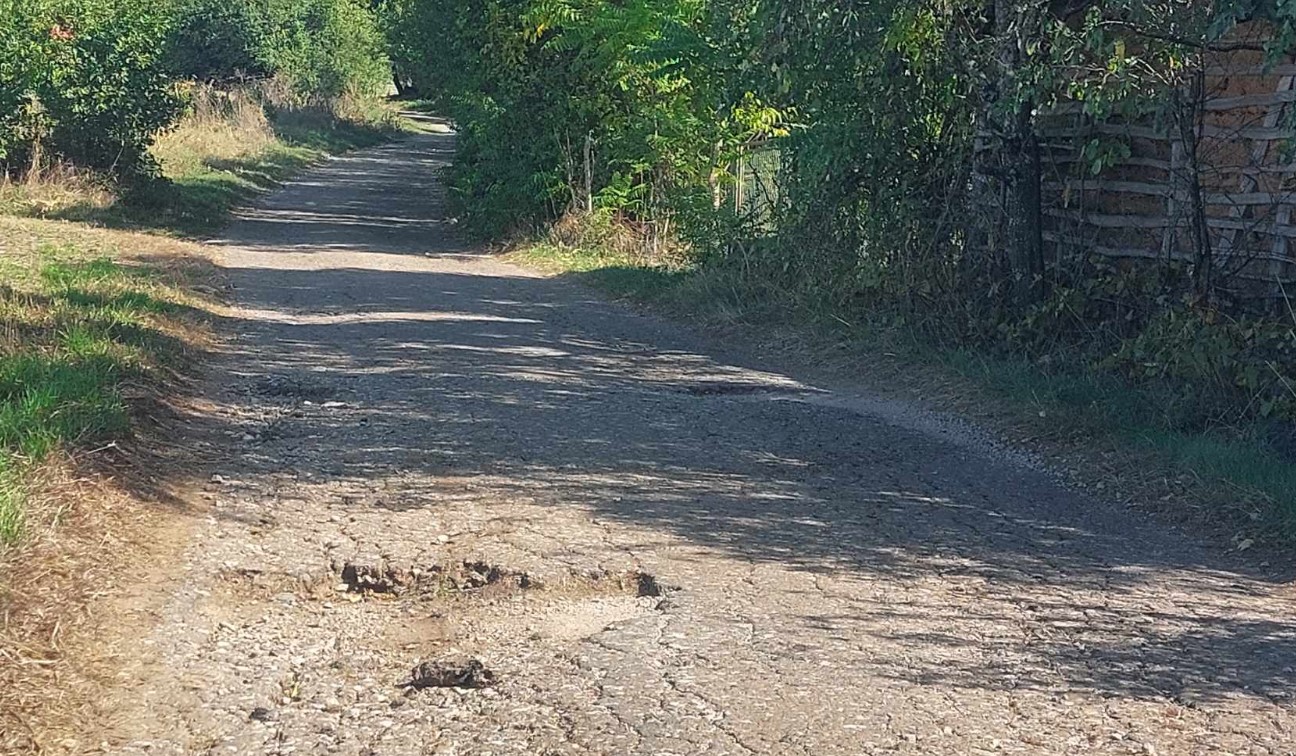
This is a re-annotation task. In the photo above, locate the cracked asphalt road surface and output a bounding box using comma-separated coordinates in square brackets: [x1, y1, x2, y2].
[104, 128, 1296, 755]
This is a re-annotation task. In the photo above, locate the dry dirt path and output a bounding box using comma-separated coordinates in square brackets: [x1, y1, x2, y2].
[102, 128, 1296, 755]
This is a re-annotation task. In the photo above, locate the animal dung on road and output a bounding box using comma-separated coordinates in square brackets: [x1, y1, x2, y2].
[406, 656, 496, 690]
[340, 553, 413, 594]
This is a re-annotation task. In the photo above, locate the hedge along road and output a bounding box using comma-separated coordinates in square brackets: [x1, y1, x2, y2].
[100, 124, 1296, 755]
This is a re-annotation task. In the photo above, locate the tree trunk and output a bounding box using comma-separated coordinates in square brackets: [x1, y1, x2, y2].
[1174, 68, 1213, 299]
[971, 0, 1045, 304]
[1006, 101, 1044, 299]
[584, 133, 595, 215]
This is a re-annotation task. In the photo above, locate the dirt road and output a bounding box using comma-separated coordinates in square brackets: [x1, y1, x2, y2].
[102, 128, 1296, 754]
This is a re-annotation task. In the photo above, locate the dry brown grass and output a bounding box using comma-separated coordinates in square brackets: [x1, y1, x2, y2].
[546, 211, 686, 267]
[152, 87, 277, 179]
[3, 82, 404, 240]
[0, 86, 274, 225]
[0, 458, 192, 755]
[0, 215, 225, 300]
[0, 165, 116, 220]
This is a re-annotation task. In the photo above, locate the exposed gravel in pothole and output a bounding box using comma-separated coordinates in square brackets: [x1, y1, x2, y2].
[93, 132, 1296, 756]
[336, 553, 669, 601]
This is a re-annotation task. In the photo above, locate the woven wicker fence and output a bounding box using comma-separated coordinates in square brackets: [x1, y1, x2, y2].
[1041, 23, 1296, 306]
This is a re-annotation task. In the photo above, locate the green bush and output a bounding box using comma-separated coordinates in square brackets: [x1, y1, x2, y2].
[1, 0, 391, 177]
[167, 0, 271, 82]
[0, 4, 41, 165]
[168, 0, 391, 99]
[386, 0, 783, 238]
[1103, 307, 1296, 424]
[0, 0, 181, 175]
[271, 0, 391, 99]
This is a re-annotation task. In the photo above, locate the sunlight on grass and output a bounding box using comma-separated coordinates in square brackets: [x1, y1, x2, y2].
[510, 243, 688, 301]
[122, 143, 322, 236]
[5, 87, 406, 238]
[0, 245, 197, 547]
[0, 461, 22, 545]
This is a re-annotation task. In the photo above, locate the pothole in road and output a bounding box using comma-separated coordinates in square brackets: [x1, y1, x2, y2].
[365, 562, 673, 694]
[338, 556, 529, 596]
[404, 655, 496, 690]
[338, 556, 672, 602]
[221, 559, 681, 698]
[680, 382, 784, 396]
[218, 557, 674, 607]
[633, 571, 667, 597]
[678, 381, 816, 398]
[253, 375, 339, 401]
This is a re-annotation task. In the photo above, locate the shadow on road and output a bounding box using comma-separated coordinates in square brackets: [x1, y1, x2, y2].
[191, 131, 1296, 712]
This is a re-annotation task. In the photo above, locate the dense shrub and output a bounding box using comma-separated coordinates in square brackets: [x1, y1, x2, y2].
[168, 0, 391, 99]
[1, 0, 391, 177]
[0, 0, 181, 175]
[387, 0, 782, 237]
[167, 0, 271, 82]
[0, 3, 40, 166]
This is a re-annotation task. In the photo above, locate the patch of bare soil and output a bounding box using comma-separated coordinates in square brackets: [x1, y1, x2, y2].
[0, 453, 199, 754]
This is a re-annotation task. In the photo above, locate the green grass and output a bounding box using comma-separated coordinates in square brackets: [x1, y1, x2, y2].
[0, 246, 198, 546]
[512, 241, 1296, 542]
[396, 98, 441, 115]
[114, 143, 324, 236]
[272, 103, 401, 153]
[509, 243, 687, 300]
[936, 348, 1296, 523]
[0, 460, 23, 546]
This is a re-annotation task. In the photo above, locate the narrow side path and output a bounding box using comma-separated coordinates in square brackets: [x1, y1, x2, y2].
[104, 131, 1296, 755]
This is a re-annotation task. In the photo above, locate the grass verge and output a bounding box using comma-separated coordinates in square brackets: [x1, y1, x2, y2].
[510, 240, 1296, 548]
[0, 215, 218, 753]
[0, 221, 213, 547]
